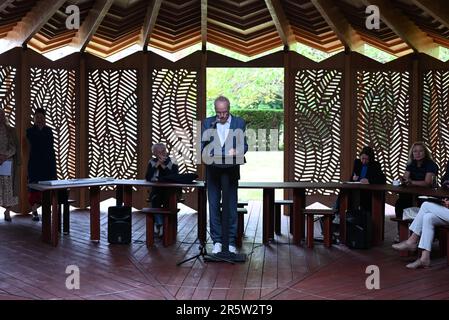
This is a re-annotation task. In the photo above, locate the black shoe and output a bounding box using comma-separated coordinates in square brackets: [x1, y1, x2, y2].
[32, 212, 39, 222]
[4, 213, 11, 222]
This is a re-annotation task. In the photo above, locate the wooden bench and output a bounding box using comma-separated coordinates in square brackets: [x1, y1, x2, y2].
[303, 209, 334, 248]
[141, 207, 179, 247]
[274, 199, 293, 235]
[391, 217, 449, 264]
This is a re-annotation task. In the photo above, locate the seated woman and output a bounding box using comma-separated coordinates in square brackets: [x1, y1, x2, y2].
[392, 198, 449, 268]
[349, 146, 386, 211]
[334, 146, 385, 214]
[144, 143, 178, 236]
[394, 141, 438, 242]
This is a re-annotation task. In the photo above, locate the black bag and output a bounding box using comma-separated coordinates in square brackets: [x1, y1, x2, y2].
[346, 208, 372, 249]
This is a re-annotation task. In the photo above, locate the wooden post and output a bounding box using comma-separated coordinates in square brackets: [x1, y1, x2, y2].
[283, 49, 293, 205]
[18, 48, 31, 215]
[137, 52, 150, 210]
[410, 54, 422, 143]
[78, 53, 88, 209]
[341, 49, 354, 182]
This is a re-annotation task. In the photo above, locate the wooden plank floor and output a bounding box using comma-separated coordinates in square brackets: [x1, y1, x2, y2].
[0, 199, 448, 300]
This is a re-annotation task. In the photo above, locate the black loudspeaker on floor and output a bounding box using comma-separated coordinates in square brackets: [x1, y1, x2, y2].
[108, 206, 132, 244]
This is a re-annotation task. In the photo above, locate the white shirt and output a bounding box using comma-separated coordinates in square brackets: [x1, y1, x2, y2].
[216, 115, 231, 147]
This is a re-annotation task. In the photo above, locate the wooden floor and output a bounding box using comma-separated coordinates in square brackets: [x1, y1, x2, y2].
[1, 200, 448, 300]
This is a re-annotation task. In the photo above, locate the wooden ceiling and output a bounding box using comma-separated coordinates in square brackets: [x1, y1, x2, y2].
[0, 0, 448, 60]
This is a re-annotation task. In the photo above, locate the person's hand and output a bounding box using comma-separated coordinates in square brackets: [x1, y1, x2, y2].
[401, 177, 411, 186]
[442, 198, 449, 209]
[352, 174, 359, 181]
[156, 158, 166, 169]
[360, 178, 369, 184]
[228, 148, 236, 156]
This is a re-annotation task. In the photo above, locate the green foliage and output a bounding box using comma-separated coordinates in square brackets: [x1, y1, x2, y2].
[231, 109, 283, 130]
[206, 68, 284, 116]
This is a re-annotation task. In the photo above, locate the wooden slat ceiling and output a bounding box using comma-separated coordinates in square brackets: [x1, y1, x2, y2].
[0, 0, 447, 60]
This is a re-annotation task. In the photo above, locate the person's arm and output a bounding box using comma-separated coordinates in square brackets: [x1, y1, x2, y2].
[242, 119, 248, 154]
[409, 172, 434, 187]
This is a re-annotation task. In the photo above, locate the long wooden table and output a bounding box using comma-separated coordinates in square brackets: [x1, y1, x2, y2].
[29, 179, 206, 247]
[29, 179, 449, 248]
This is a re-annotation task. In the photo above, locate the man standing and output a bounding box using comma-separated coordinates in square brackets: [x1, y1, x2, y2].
[201, 96, 248, 254]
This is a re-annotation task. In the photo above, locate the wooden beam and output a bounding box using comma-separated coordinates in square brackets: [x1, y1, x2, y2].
[264, 0, 294, 47]
[361, 0, 439, 57]
[310, 0, 364, 53]
[0, 0, 15, 12]
[3, 0, 65, 49]
[71, 0, 114, 52]
[139, 0, 162, 50]
[410, 0, 449, 30]
[201, 0, 207, 50]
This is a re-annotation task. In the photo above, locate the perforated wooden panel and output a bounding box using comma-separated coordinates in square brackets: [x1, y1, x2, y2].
[151, 69, 198, 181]
[88, 69, 138, 188]
[355, 71, 410, 184]
[0, 65, 17, 127]
[422, 70, 449, 183]
[88, 70, 138, 188]
[30, 67, 76, 180]
[294, 69, 342, 195]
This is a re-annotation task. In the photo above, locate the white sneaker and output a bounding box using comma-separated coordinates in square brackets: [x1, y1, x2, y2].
[229, 245, 237, 254]
[212, 242, 222, 254]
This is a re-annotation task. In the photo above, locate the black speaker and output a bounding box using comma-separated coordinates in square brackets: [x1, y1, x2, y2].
[346, 209, 372, 249]
[108, 206, 132, 244]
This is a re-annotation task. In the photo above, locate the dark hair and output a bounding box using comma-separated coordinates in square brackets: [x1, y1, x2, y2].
[360, 146, 375, 162]
[34, 108, 46, 116]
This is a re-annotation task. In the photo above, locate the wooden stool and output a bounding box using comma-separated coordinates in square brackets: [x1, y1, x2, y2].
[142, 207, 179, 247]
[236, 207, 248, 248]
[58, 199, 76, 235]
[274, 200, 293, 235]
[303, 209, 334, 248]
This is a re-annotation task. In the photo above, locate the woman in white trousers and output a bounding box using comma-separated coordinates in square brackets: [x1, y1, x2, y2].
[392, 199, 449, 269]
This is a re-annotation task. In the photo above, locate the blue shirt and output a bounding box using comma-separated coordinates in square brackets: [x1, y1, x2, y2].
[360, 165, 368, 180]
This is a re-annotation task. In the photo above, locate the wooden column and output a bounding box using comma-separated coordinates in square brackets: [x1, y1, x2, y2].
[18, 48, 31, 215]
[136, 52, 151, 210]
[283, 49, 293, 204]
[198, 50, 207, 182]
[341, 50, 354, 181]
[77, 53, 88, 209]
[410, 54, 422, 143]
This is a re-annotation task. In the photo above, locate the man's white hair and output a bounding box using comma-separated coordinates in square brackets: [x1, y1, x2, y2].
[151, 143, 166, 154]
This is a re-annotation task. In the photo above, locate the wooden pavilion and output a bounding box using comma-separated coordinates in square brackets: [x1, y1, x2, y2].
[0, 0, 449, 301]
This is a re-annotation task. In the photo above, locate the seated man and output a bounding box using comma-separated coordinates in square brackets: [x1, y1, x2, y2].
[145, 143, 178, 236]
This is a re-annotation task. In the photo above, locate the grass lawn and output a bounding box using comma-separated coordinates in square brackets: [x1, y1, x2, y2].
[239, 151, 284, 201]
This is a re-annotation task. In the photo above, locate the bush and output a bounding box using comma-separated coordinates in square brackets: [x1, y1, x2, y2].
[231, 109, 283, 130]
